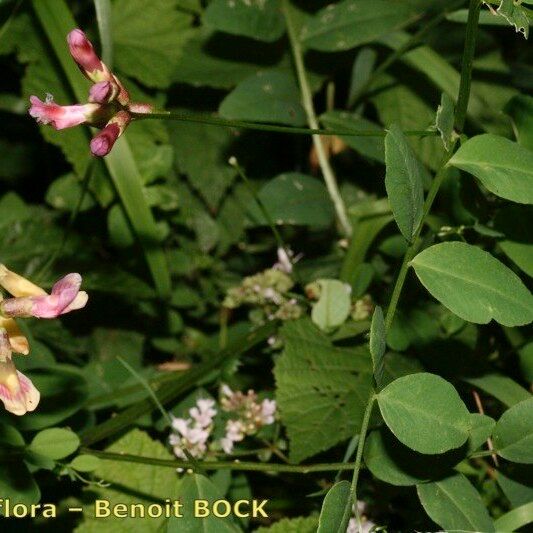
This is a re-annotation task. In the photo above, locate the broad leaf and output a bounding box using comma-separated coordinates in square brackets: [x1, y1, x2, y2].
[28, 428, 80, 460]
[465, 374, 531, 408]
[204, 0, 285, 42]
[385, 123, 425, 241]
[311, 279, 352, 331]
[300, 0, 416, 52]
[317, 481, 350, 533]
[274, 319, 372, 462]
[377, 373, 471, 454]
[449, 134, 533, 204]
[248, 173, 335, 228]
[113, 0, 193, 88]
[417, 473, 495, 532]
[219, 71, 306, 126]
[256, 515, 318, 532]
[411, 242, 533, 326]
[498, 0, 529, 39]
[493, 398, 533, 464]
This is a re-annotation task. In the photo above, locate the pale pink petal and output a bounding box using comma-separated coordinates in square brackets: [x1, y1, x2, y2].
[0, 360, 40, 416]
[29, 96, 99, 130]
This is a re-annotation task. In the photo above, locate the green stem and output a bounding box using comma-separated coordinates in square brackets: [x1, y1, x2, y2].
[338, 394, 376, 533]
[281, 0, 351, 236]
[80, 448, 358, 473]
[134, 111, 437, 139]
[384, 0, 481, 331]
[455, 0, 481, 132]
[94, 0, 113, 67]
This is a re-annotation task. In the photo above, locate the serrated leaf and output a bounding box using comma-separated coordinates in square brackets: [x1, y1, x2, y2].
[248, 173, 335, 228]
[377, 373, 471, 454]
[317, 481, 350, 533]
[498, 0, 529, 39]
[274, 319, 372, 462]
[369, 306, 386, 387]
[300, 0, 416, 52]
[449, 134, 533, 204]
[417, 473, 495, 532]
[113, 0, 193, 88]
[435, 92, 455, 152]
[311, 279, 352, 331]
[411, 242, 533, 326]
[385, 124, 425, 241]
[493, 398, 533, 464]
[76, 429, 180, 532]
[219, 71, 306, 126]
[204, 0, 285, 42]
[28, 428, 80, 460]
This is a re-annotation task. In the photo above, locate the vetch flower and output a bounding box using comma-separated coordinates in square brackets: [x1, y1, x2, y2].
[0, 329, 39, 416]
[29, 29, 153, 157]
[0, 272, 88, 319]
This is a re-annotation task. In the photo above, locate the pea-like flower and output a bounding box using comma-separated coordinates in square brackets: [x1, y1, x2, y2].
[28, 29, 152, 157]
[0, 265, 88, 416]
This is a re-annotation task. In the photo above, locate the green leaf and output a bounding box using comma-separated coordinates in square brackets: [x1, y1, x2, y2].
[300, 0, 416, 52]
[417, 473, 495, 533]
[369, 306, 386, 387]
[248, 173, 335, 228]
[167, 474, 241, 533]
[364, 426, 465, 486]
[274, 319, 372, 463]
[467, 413, 496, 453]
[449, 134, 533, 204]
[495, 205, 533, 278]
[493, 398, 533, 464]
[219, 71, 306, 126]
[384, 124, 425, 241]
[112, 0, 193, 88]
[28, 428, 80, 460]
[69, 454, 101, 473]
[0, 462, 40, 511]
[377, 373, 471, 454]
[498, 0, 529, 39]
[320, 111, 384, 163]
[76, 429, 180, 532]
[317, 481, 350, 533]
[311, 279, 352, 331]
[494, 502, 533, 533]
[410, 242, 533, 326]
[465, 374, 531, 408]
[107, 203, 135, 248]
[435, 92, 455, 152]
[45, 173, 95, 212]
[204, 0, 285, 42]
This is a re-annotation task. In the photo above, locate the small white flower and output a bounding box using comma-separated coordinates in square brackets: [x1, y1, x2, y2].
[259, 399, 276, 425]
[221, 437, 234, 454]
[171, 417, 189, 435]
[190, 398, 217, 427]
[226, 419, 245, 442]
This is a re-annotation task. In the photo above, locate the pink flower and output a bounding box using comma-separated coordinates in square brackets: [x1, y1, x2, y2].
[29, 95, 102, 130]
[67, 29, 107, 81]
[89, 81, 114, 103]
[0, 273, 88, 319]
[90, 110, 130, 156]
[0, 329, 39, 416]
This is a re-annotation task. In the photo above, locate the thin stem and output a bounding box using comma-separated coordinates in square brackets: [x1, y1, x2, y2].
[455, 0, 481, 132]
[338, 394, 376, 533]
[133, 110, 437, 139]
[283, 1, 351, 235]
[80, 448, 358, 473]
[384, 0, 481, 330]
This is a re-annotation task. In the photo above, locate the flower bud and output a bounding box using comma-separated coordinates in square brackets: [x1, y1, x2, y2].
[67, 29, 107, 82]
[90, 110, 130, 157]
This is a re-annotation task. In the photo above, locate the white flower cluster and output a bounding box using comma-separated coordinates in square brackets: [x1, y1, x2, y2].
[346, 501, 376, 533]
[169, 398, 217, 460]
[168, 388, 277, 460]
[220, 384, 276, 455]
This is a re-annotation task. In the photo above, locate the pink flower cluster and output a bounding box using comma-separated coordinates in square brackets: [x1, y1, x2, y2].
[29, 29, 152, 157]
[0, 265, 88, 415]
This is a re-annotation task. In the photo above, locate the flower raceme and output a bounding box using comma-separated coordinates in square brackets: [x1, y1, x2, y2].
[28, 29, 151, 157]
[0, 265, 88, 416]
